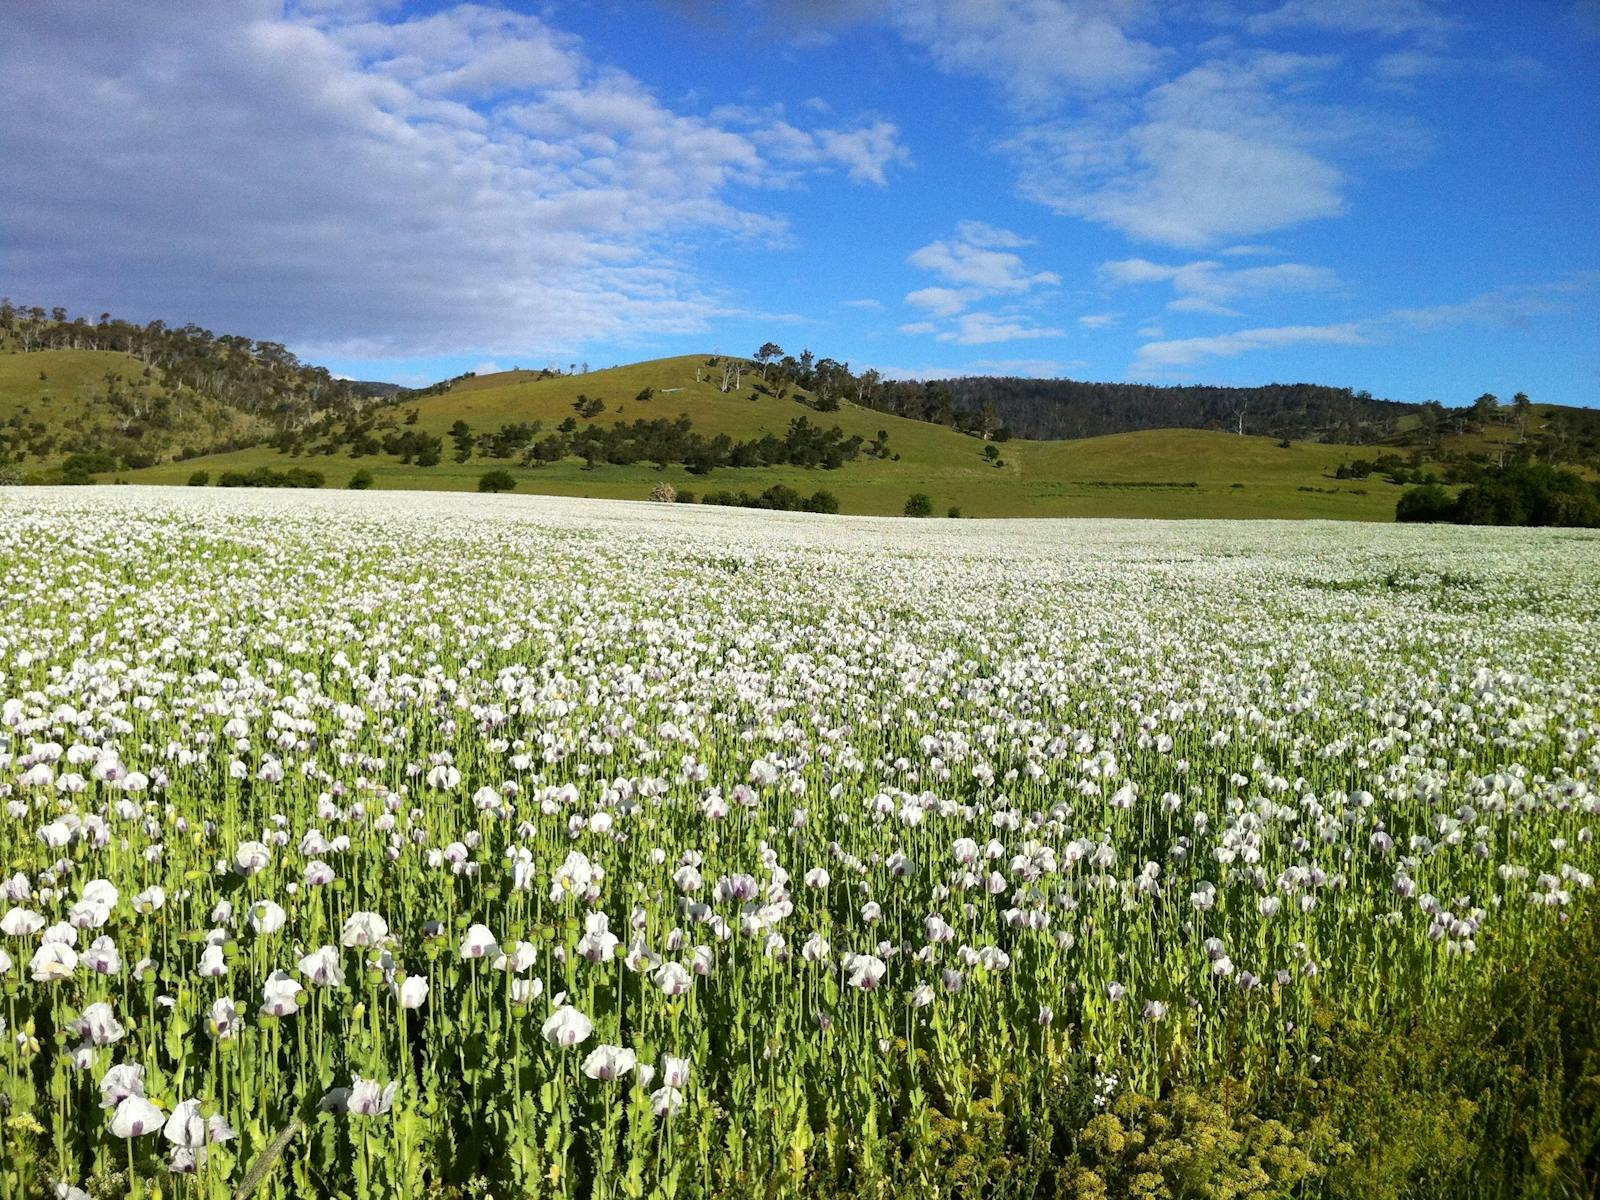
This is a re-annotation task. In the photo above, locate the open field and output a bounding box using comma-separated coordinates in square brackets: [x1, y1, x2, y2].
[1, 488, 1596, 1198]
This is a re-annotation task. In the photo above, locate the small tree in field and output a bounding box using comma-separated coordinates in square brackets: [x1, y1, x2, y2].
[649, 482, 678, 503]
[904, 493, 933, 518]
[479, 469, 516, 494]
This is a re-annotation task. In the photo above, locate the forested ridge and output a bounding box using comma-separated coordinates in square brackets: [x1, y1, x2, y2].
[927, 376, 1415, 442]
[0, 300, 395, 429]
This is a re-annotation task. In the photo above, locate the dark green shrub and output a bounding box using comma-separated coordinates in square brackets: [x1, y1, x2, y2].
[1396, 483, 1455, 522]
[59, 451, 117, 484]
[478, 469, 516, 493]
[348, 468, 374, 490]
[806, 490, 840, 514]
[216, 466, 322, 488]
[904, 493, 933, 517]
[187, 470, 210, 487]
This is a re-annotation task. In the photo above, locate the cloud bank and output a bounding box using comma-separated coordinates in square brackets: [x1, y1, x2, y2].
[0, 1, 907, 359]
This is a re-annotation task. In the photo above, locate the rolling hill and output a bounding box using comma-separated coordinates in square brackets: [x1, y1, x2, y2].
[0, 348, 267, 468]
[2, 302, 1591, 520]
[102, 355, 1410, 520]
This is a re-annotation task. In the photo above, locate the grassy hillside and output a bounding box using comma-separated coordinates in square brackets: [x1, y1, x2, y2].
[1423, 404, 1597, 473]
[0, 348, 266, 470]
[109, 355, 1404, 519]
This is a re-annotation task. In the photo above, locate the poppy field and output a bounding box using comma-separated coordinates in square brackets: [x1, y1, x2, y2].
[1, 489, 1596, 1199]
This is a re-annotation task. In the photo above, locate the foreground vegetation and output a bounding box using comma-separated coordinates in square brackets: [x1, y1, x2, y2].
[0, 490, 1595, 1199]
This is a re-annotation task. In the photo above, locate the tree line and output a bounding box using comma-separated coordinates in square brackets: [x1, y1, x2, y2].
[747, 343, 1426, 444]
[0, 300, 396, 430]
[1397, 462, 1600, 527]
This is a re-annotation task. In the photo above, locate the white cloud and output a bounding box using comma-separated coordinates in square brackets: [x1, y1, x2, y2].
[888, 0, 1165, 103]
[1005, 51, 1377, 248]
[1126, 273, 1597, 375]
[897, 321, 940, 334]
[1245, 0, 1458, 40]
[1078, 313, 1119, 328]
[908, 226, 1061, 293]
[938, 313, 1066, 344]
[1390, 275, 1600, 331]
[750, 118, 912, 185]
[905, 287, 974, 317]
[1132, 323, 1368, 370]
[900, 221, 1062, 337]
[814, 122, 912, 184]
[861, 357, 1076, 380]
[1099, 257, 1338, 314]
[0, 1, 907, 361]
[842, 298, 885, 310]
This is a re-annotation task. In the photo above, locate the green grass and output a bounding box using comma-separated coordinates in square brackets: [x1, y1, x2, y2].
[106, 355, 1410, 519]
[1388, 404, 1598, 476]
[0, 348, 264, 466]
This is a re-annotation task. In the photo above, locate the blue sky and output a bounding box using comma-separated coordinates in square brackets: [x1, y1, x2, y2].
[2, 1, 1596, 405]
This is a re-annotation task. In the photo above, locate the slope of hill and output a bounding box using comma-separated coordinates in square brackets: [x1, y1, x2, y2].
[1396, 403, 1600, 471]
[0, 302, 394, 467]
[111, 356, 1406, 519]
[0, 348, 267, 471]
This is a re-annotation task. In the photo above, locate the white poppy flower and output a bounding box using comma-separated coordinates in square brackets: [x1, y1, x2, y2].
[109, 1095, 164, 1138]
[248, 901, 287, 934]
[396, 975, 430, 1009]
[297, 945, 345, 988]
[29, 942, 77, 982]
[580, 1044, 636, 1082]
[541, 1004, 594, 1048]
[653, 961, 692, 996]
[651, 1086, 685, 1118]
[340, 911, 388, 948]
[843, 953, 887, 991]
[260, 970, 304, 1016]
[459, 923, 498, 960]
[72, 1002, 125, 1047]
[99, 1063, 145, 1108]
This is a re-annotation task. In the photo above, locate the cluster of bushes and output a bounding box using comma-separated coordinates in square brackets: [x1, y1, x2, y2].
[1398, 462, 1600, 527]
[699, 485, 840, 513]
[277, 425, 444, 465]
[450, 420, 542, 462]
[214, 466, 324, 488]
[57, 450, 120, 484]
[294, 410, 866, 478]
[553, 415, 863, 474]
[1335, 453, 1421, 482]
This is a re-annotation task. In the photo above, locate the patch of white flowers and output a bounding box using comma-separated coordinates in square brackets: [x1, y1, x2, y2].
[0, 488, 1595, 1196]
